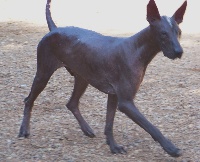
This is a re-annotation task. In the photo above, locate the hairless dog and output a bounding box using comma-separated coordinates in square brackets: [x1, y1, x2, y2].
[19, 0, 187, 157]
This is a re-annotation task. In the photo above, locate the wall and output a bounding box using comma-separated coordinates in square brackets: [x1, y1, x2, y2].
[0, 0, 199, 34]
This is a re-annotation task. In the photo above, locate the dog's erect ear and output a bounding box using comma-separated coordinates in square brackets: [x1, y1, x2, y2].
[172, 1, 187, 24]
[146, 0, 161, 24]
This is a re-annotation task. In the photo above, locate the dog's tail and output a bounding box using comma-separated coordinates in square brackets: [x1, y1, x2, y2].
[46, 0, 57, 31]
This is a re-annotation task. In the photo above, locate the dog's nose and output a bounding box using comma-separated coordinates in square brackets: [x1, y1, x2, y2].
[175, 48, 183, 58]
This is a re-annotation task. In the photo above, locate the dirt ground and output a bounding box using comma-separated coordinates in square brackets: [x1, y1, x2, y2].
[0, 21, 199, 162]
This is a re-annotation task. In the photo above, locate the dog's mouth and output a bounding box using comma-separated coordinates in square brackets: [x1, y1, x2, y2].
[164, 54, 181, 60]
[164, 51, 183, 60]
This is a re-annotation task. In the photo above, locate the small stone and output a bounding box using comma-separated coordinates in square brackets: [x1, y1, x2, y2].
[20, 84, 27, 88]
[23, 41, 28, 45]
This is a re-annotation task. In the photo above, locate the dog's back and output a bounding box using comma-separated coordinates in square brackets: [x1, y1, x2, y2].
[39, 25, 126, 94]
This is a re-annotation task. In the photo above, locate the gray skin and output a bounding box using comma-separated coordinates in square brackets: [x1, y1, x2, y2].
[19, 0, 187, 157]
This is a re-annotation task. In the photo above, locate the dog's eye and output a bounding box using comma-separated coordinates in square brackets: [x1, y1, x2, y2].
[161, 31, 168, 38]
[161, 31, 167, 36]
[179, 29, 182, 36]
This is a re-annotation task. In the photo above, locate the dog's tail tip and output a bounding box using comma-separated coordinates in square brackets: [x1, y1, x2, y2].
[46, 0, 57, 31]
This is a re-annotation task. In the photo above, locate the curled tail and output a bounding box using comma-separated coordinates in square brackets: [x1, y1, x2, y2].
[46, 0, 57, 31]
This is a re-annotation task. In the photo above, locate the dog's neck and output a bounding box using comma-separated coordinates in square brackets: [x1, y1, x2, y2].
[127, 26, 161, 66]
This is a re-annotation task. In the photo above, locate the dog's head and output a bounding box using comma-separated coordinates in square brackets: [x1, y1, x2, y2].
[146, 0, 187, 60]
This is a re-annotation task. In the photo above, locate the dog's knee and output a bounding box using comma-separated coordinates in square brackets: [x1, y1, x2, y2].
[118, 101, 132, 114]
[66, 100, 79, 112]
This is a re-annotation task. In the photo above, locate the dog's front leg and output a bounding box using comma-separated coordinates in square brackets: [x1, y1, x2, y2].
[104, 94, 126, 154]
[117, 100, 182, 157]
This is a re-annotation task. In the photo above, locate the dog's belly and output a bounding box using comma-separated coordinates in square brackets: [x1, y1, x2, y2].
[86, 78, 115, 94]
[61, 55, 117, 94]
[47, 28, 124, 94]
[90, 82, 115, 94]
[67, 63, 116, 94]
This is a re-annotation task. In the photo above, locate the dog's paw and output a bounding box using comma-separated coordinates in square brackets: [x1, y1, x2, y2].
[83, 128, 95, 138]
[18, 126, 30, 138]
[18, 131, 30, 138]
[161, 139, 182, 157]
[81, 124, 95, 138]
[110, 144, 127, 154]
[166, 147, 182, 157]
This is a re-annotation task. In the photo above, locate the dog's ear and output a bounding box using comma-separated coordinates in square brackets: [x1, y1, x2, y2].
[146, 0, 161, 24]
[172, 1, 187, 24]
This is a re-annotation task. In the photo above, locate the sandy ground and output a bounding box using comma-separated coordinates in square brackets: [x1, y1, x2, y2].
[0, 0, 200, 161]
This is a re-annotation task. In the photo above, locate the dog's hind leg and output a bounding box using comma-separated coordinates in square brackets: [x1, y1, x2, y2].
[66, 75, 95, 138]
[19, 44, 62, 138]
